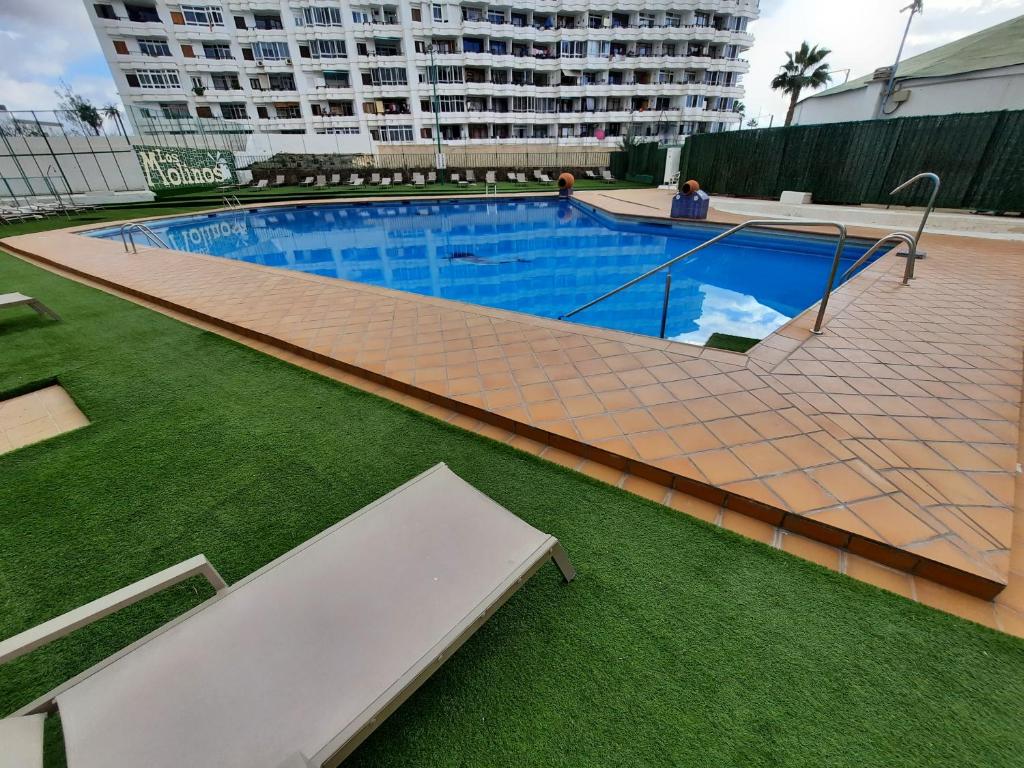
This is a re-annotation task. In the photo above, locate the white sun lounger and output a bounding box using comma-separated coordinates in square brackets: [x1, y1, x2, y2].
[0, 464, 574, 768]
[0, 292, 61, 321]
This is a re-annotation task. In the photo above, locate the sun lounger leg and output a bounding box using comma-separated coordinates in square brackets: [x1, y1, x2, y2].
[551, 543, 575, 583]
[28, 300, 61, 321]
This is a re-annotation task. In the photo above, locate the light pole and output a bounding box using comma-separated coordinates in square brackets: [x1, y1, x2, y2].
[428, 43, 445, 184]
[876, 1, 923, 118]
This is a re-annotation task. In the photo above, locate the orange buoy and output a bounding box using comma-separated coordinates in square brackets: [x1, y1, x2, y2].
[681, 179, 700, 194]
[558, 172, 575, 189]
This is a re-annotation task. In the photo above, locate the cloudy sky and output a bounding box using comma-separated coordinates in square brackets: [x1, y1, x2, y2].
[0, 0, 1022, 121]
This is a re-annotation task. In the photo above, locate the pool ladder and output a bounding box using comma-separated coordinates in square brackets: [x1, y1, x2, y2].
[222, 195, 242, 209]
[119, 222, 169, 254]
[559, 219, 923, 338]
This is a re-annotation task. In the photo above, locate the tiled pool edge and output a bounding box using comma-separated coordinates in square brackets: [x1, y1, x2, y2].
[6, 236, 1023, 633]
[0, 234, 1006, 600]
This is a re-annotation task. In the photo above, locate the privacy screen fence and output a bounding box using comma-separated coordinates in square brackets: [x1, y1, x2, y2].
[610, 142, 668, 183]
[680, 110, 1024, 212]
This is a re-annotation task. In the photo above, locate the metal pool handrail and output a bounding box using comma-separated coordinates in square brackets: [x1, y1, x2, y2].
[559, 219, 848, 336]
[222, 195, 241, 209]
[119, 222, 169, 254]
[839, 231, 919, 286]
[890, 172, 940, 256]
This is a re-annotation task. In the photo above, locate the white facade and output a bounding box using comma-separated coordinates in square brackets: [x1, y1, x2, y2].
[84, 0, 757, 146]
[792, 65, 1024, 126]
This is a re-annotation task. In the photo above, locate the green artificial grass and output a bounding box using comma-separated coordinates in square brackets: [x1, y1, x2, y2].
[1, 214, 1023, 767]
[705, 332, 761, 353]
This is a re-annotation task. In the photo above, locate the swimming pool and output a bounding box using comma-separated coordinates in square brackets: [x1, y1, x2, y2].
[92, 198, 874, 344]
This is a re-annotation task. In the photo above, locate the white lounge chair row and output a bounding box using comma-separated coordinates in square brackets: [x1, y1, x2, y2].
[0, 464, 574, 768]
[1, 199, 99, 224]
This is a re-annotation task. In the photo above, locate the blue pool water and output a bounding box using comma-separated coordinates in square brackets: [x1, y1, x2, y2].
[91, 198, 873, 344]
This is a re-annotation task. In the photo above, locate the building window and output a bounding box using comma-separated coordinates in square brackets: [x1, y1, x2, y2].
[559, 41, 585, 58]
[637, 12, 655, 27]
[138, 38, 172, 56]
[253, 13, 283, 29]
[421, 65, 462, 84]
[317, 127, 360, 134]
[160, 103, 190, 119]
[221, 103, 248, 119]
[125, 3, 161, 22]
[323, 71, 350, 87]
[211, 73, 241, 90]
[374, 125, 414, 142]
[486, 9, 505, 24]
[181, 5, 224, 26]
[253, 41, 290, 60]
[411, 7, 421, 21]
[299, 6, 344, 25]
[128, 69, 182, 88]
[432, 4, 444, 22]
[307, 39, 346, 58]
[664, 13, 680, 27]
[432, 95, 464, 112]
[268, 73, 295, 90]
[276, 104, 302, 119]
[685, 95, 704, 109]
[694, 12, 710, 27]
[94, 3, 117, 19]
[202, 43, 233, 59]
[361, 67, 407, 85]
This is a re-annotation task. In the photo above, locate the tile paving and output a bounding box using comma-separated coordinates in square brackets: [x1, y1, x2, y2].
[0, 384, 88, 455]
[2, 191, 1022, 623]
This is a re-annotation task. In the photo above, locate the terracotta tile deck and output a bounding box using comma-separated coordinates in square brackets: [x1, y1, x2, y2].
[3, 192, 1022, 619]
[0, 384, 88, 454]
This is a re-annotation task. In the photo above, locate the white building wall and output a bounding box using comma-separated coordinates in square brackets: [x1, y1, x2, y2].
[84, 0, 758, 147]
[792, 65, 1024, 126]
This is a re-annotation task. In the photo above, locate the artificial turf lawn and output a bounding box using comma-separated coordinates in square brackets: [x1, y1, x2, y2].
[705, 332, 761, 353]
[0, 228, 1023, 767]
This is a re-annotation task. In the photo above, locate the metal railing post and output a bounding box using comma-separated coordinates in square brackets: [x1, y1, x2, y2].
[560, 219, 849, 334]
[659, 271, 672, 338]
[890, 172, 940, 258]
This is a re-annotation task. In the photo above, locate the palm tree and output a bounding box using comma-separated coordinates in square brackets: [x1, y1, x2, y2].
[771, 42, 832, 126]
[102, 103, 127, 136]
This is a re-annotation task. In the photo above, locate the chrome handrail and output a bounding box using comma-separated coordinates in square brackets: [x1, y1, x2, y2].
[890, 172, 940, 257]
[222, 194, 241, 209]
[559, 219, 848, 336]
[119, 222, 168, 253]
[839, 231, 918, 286]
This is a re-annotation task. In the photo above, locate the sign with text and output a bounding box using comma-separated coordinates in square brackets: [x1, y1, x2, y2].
[134, 145, 236, 190]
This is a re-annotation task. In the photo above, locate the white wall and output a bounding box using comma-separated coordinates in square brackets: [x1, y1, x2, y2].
[0, 134, 152, 201]
[792, 65, 1024, 125]
[243, 132, 374, 157]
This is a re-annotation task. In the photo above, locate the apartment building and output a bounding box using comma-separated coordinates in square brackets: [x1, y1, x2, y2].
[85, 0, 758, 146]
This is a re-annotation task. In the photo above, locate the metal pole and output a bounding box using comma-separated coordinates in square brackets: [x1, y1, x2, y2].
[429, 44, 445, 184]
[891, 171, 940, 258]
[876, 1, 923, 118]
[659, 271, 672, 338]
[812, 232, 850, 334]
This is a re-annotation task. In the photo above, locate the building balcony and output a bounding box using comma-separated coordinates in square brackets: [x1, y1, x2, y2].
[96, 17, 166, 35]
[242, 59, 296, 71]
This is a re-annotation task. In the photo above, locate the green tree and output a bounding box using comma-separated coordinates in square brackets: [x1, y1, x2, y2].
[102, 103, 127, 136]
[55, 80, 104, 135]
[770, 42, 832, 126]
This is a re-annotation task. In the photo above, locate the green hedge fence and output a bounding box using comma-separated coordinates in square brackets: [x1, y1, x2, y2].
[679, 110, 1024, 212]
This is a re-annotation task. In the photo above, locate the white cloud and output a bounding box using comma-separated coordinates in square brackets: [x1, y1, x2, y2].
[0, 0, 117, 111]
[743, 0, 1024, 127]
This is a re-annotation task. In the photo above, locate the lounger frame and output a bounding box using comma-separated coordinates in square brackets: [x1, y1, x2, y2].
[8, 464, 574, 768]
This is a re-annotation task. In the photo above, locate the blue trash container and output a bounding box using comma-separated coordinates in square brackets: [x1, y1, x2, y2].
[671, 190, 710, 220]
